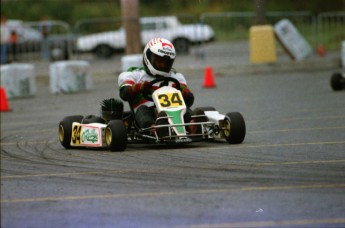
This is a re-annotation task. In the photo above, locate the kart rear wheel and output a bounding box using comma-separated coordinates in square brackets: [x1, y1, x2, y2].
[223, 112, 246, 144]
[81, 115, 106, 124]
[105, 120, 127, 152]
[330, 73, 344, 91]
[59, 115, 84, 149]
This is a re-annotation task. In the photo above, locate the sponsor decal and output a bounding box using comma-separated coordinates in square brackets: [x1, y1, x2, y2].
[175, 137, 192, 143]
[158, 49, 175, 57]
[71, 124, 101, 146]
[162, 42, 173, 49]
[82, 128, 99, 143]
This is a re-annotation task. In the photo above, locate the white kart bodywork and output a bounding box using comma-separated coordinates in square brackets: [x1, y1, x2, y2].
[204, 111, 227, 139]
[70, 122, 108, 148]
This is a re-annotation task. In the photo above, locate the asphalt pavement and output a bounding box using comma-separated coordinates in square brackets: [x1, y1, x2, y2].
[1, 40, 345, 228]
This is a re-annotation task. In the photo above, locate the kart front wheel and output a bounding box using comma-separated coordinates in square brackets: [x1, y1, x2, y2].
[223, 112, 246, 144]
[59, 115, 84, 149]
[105, 120, 127, 152]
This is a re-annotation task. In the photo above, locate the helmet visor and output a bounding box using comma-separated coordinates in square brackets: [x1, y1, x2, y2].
[150, 53, 174, 73]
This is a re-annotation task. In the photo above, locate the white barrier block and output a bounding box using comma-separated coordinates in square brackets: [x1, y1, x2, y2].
[50, 60, 93, 94]
[341, 40, 345, 68]
[0, 63, 36, 99]
[274, 19, 312, 61]
[121, 54, 143, 72]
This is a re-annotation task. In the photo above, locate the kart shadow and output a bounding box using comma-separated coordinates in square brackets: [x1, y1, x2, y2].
[126, 140, 224, 151]
[69, 140, 227, 153]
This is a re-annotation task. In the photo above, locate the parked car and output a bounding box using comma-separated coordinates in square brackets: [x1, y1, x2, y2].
[4, 19, 73, 61]
[76, 16, 215, 58]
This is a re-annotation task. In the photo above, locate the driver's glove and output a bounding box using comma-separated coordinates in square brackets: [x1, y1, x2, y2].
[182, 89, 194, 107]
[172, 83, 194, 107]
[129, 81, 150, 96]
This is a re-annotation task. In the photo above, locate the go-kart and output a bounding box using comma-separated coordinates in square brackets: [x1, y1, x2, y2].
[58, 77, 246, 152]
[330, 72, 345, 91]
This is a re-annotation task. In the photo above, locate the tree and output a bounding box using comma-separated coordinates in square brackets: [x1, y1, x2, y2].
[121, 0, 141, 54]
[255, 0, 266, 25]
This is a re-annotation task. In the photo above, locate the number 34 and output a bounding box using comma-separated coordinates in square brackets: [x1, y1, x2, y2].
[158, 93, 183, 107]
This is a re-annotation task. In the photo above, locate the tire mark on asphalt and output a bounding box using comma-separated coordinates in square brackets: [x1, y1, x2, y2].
[2, 159, 344, 179]
[1, 183, 344, 203]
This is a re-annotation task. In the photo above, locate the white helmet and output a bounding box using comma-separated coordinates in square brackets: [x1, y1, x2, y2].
[143, 38, 176, 77]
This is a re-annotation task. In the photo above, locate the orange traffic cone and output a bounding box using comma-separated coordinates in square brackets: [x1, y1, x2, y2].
[203, 66, 216, 88]
[0, 87, 11, 112]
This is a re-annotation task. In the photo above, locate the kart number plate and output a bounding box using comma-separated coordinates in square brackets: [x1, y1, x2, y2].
[157, 92, 184, 108]
[71, 124, 102, 146]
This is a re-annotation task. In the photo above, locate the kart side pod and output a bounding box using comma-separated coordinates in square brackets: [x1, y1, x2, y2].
[205, 111, 246, 144]
[204, 111, 226, 139]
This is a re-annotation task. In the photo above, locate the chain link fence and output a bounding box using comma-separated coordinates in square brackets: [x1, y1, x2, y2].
[3, 20, 73, 63]
[317, 12, 345, 50]
[1, 11, 343, 64]
[201, 11, 316, 46]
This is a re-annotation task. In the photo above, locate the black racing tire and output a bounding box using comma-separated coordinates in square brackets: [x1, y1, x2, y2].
[223, 112, 246, 144]
[94, 44, 114, 59]
[105, 120, 127, 152]
[330, 73, 344, 91]
[173, 38, 190, 54]
[59, 115, 84, 149]
[81, 115, 106, 124]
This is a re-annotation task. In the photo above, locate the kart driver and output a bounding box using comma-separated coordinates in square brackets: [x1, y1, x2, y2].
[118, 37, 196, 136]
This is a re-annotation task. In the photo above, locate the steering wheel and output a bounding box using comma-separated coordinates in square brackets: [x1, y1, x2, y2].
[143, 77, 181, 101]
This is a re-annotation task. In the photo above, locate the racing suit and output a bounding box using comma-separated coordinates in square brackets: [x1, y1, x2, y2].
[118, 67, 194, 129]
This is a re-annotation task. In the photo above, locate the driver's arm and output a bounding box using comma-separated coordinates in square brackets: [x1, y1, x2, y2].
[171, 82, 194, 107]
[172, 73, 194, 107]
[119, 86, 132, 102]
[119, 82, 150, 101]
[181, 86, 194, 107]
[118, 71, 150, 101]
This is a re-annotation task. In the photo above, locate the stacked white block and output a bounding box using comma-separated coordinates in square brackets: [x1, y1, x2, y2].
[50, 60, 93, 94]
[0, 63, 36, 99]
[121, 54, 143, 72]
[274, 19, 312, 61]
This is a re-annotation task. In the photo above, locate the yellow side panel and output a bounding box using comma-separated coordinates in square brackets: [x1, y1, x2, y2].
[249, 25, 277, 64]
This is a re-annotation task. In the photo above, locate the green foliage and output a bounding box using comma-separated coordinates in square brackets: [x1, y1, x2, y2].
[2, 0, 344, 25]
[1, 0, 343, 50]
